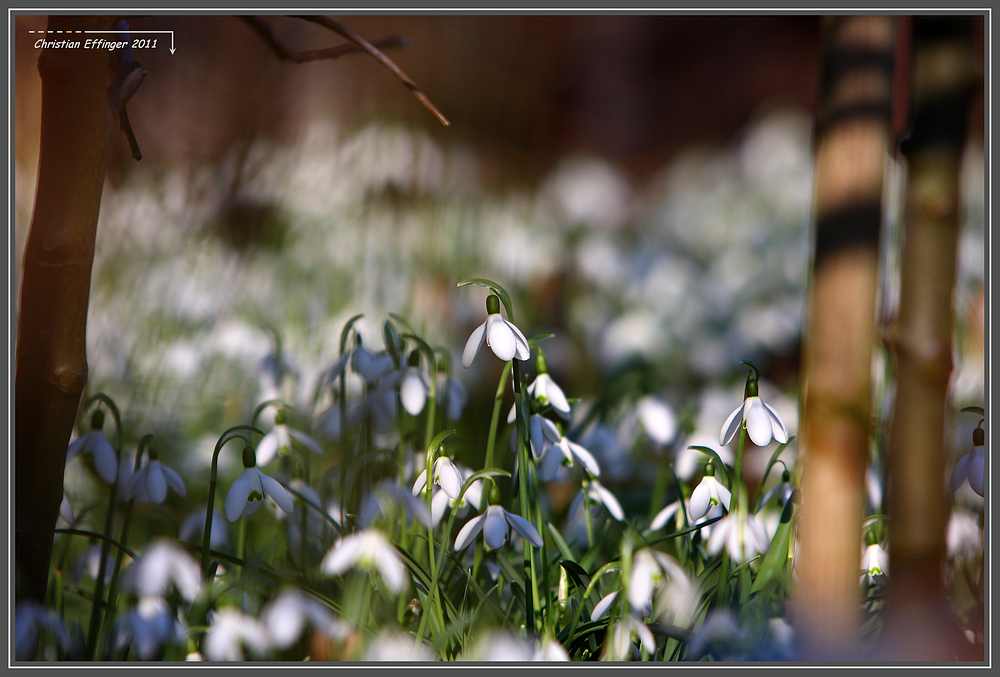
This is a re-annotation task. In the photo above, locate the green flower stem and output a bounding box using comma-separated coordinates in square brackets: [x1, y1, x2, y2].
[512, 359, 542, 634]
[583, 488, 595, 549]
[200, 425, 264, 576]
[484, 362, 512, 470]
[423, 364, 438, 452]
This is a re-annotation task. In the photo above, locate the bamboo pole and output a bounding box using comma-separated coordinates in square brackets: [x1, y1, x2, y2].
[794, 16, 895, 657]
[15, 15, 115, 602]
[881, 16, 978, 660]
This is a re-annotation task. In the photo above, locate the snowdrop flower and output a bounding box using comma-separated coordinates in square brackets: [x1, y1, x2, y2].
[636, 396, 678, 446]
[555, 436, 602, 477]
[224, 446, 294, 522]
[126, 453, 186, 504]
[689, 464, 732, 520]
[529, 414, 562, 460]
[316, 402, 342, 441]
[861, 543, 888, 583]
[364, 632, 435, 661]
[113, 597, 185, 659]
[321, 529, 408, 593]
[66, 410, 117, 484]
[255, 408, 323, 466]
[650, 500, 683, 531]
[400, 352, 430, 416]
[360, 480, 433, 529]
[58, 496, 76, 527]
[951, 424, 985, 497]
[412, 456, 462, 500]
[179, 507, 229, 549]
[351, 340, 395, 383]
[426, 465, 484, 527]
[591, 590, 621, 621]
[719, 364, 789, 447]
[122, 541, 201, 602]
[628, 548, 686, 614]
[758, 468, 794, 510]
[462, 294, 530, 366]
[707, 511, 770, 563]
[653, 556, 700, 629]
[687, 610, 744, 657]
[528, 356, 571, 417]
[535, 637, 571, 661]
[203, 608, 270, 661]
[947, 509, 982, 560]
[262, 589, 351, 649]
[74, 544, 127, 585]
[605, 614, 656, 660]
[439, 374, 468, 421]
[454, 505, 543, 551]
[15, 602, 71, 660]
[577, 479, 625, 521]
[464, 632, 571, 661]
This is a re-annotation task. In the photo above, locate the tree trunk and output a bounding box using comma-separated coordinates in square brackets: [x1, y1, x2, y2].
[793, 16, 895, 657]
[15, 15, 114, 602]
[881, 16, 978, 660]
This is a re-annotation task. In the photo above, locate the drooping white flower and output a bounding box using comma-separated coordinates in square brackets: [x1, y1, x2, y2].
[650, 500, 683, 531]
[15, 602, 72, 660]
[360, 480, 433, 529]
[464, 632, 570, 661]
[861, 543, 888, 583]
[321, 529, 408, 593]
[178, 507, 229, 549]
[951, 445, 985, 497]
[412, 456, 463, 500]
[528, 372, 571, 417]
[628, 549, 681, 613]
[351, 343, 395, 383]
[636, 396, 678, 446]
[126, 457, 187, 504]
[203, 608, 270, 661]
[66, 427, 117, 484]
[578, 479, 625, 522]
[122, 540, 202, 602]
[364, 631, 435, 661]
[454, 505, 543, 551]
[605, 614, 656, 660]
[591, 590, 620, 621]
[74, 544, 130, 585]
[462, 294, 530, 366]
[555, 436, 602, 477]
[400, 364, 430, 416]
[719, 365, 789, 447]
[255, 410, 323, 466]
[707, 511, 771, 563]
[113, 596, 185, 660]
[534, 637, 571, 661]
[529, 414, 562, 460]
[652, 555, 700, 629]
[689, 472, 732, 521]
[426, 465, 484, 527]
[224, 466, 294, 522]
[262, 589, 351, 649]
[947, 509, 982, 560]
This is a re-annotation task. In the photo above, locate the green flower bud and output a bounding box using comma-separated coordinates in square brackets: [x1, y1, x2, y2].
[407, 350, 421, 368]
[782, 469, 791, 483]
[242, 444, 256, 468]
[275, 408, 287, 426]
[705, 461, 715, 476]
[742, 361, 760, 398]
[486, 294, 501, 315]
[974, 426, 985, 446]
[535, 350, 548, 375]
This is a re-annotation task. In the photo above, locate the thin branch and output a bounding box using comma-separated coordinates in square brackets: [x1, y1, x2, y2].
[240, 16, 404, 64]
[292, 15, 450, 127]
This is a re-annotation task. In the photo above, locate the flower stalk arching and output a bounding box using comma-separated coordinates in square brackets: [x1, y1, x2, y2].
[200, 425, 265, 576]
[80, 393, 124, 660]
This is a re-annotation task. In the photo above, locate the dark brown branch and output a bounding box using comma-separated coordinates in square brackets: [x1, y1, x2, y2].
[241, 16, 404, 64]
[291, 15, 450, 127]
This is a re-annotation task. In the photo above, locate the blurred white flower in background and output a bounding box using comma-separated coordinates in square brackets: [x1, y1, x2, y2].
[178, 507, 229, 549]
[542, 156, 631, 230]
[204, 608, 270, 661]
[126, 457, 187, 504]
[707, 512, 770, 563]
[364, 631, 435, 661]
[15, 602, 72, 660]
[454, 505, 543, 551]
[113, 597, 185, 659]
[224, 466, 294, 522]
[321, 529, 408, 593]
[262, 589, 351, 649]
[122, 541, 202, 602]
[947, 509, 982, 561]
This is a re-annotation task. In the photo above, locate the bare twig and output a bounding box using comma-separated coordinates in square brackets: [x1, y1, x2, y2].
[292, 15, 450, 127]
[241, 16, 405, 64]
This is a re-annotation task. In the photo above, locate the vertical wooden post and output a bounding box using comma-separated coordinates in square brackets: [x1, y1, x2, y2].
[882, 16, 978, 660]
[794, 16, 895, 656]
[15, 16, 114, 602]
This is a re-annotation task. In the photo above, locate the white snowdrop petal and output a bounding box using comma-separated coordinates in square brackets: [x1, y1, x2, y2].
[504, 510, 543, 547]
[969, 448, 986, 496]
[591, 483, 624, 521]
[720, 404, 743, 446]
[951, 453, 971, 492]
[454, 513, 486, 551]
[628, 551, 657, 611]
[161, 465, 187, 497]
[254, 431, 280, 466]
[689, 481, 711, 520]
[483, 506, 509, 550]
[321, 534, 363, 575]
[529, 415, 546, 460]
[486, 315, 517, 362]
[638, 397, 677, 445]
[706, 518, 730, 556]
[224, 470, 257, 522]
[400, 371, 428, 416]
[430, 490, 450, 527]
[636, 620, 656, 654]
[542, 376, 571, 414]
[744, 398, 773, 447]
[373, 540, 407, 592]
[290, 430, 324, 456]
[650, 502, 680, 531]
[92, 434, 119, 484]
[591, 591, 619, 621]
[462, 322, 487, 368]
[762, 401, 789, 444]
[263, 593, 305, 648]
[569, 441, 601, 477]
[436, 458, 463, 499]
[506, 402, 517, 425]
[66, 434, 89, 461]
[506, 320, 531, 361]
[146, 462, 168, 504]
[260, 473, 294, 514]
[713, 479, 732, 511]
[411, 469, 428, 497]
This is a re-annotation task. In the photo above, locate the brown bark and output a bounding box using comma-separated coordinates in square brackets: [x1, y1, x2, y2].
[793, 16, 895, 657]
[881, 16, 978, 660]
[15, 15, 115, 602]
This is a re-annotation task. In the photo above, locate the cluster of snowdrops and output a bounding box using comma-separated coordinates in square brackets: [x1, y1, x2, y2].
[15, 278, 983, 662]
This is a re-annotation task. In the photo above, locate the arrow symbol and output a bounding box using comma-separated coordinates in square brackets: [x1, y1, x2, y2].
[82, 30, 176, 55]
